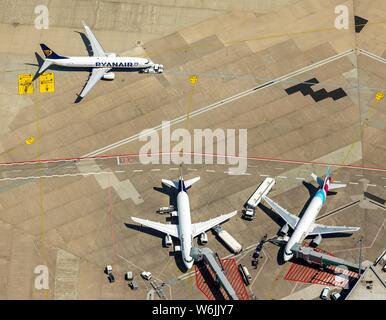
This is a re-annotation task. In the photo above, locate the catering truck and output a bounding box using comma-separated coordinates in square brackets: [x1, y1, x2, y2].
[243, 177, 276, 220]
[212, 225, 242, 254]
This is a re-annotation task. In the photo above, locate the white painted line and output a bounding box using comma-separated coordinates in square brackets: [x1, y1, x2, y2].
[187, 168, 197, 171]
[114, 170, 125, 173]
[0, 171, 114, 182]
[278, 176, 288, 179]
[275, 167, 284, 170]
[169, 168, 179, 171]
[296, 177, 305, 180]
[205, 169, 215, 173]
[151, 168, 161, 172]
[224, 171, 251, 175]
[349, 182, 359, 185]
[367, 184, 377, 187]
[357, 48, 386, 64]
[260, 174, 269, 177]
[133, 169, 143, 172]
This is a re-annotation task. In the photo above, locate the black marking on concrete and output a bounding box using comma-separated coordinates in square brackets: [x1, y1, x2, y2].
[364, 192, 385, 205]
[285, 78, 347, 102]
[354, 16, 368, 33]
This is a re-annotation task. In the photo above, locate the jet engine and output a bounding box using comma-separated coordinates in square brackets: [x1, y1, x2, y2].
[164, 234, 172, 247]
[199, 232, 208, 245]
[102, 72, 115, 80]
[311, 234, 322, 247]
[279, 223, 289, 236]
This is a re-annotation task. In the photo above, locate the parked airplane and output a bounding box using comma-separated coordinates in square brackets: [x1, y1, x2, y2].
[131, 174, 238, 270]
[262, 168, 360, 261]
[37, 21, 163, 101]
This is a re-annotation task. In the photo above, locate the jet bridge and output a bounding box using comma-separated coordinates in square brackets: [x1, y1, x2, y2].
[190, 247, 241, 300]
[290, 243, 365, 273]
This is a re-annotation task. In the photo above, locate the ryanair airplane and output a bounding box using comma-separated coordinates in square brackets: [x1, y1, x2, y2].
[38, 21, 164, 101]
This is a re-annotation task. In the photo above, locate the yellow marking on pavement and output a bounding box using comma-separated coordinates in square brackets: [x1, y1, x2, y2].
[375, 91, 384, 101]
[25, 136, 35, 145]
[189, 75, 199, 85]
[18, 74, 33, 94]
[39, 72, 55, 93]
[185, 75, 198, 131]
[34, 79, 49, 299]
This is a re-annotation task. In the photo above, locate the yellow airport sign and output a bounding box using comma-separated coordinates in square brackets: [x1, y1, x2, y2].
[39, 72, 55, 93]
[25, 136, 35, 145]
[18, 74, 34, 95]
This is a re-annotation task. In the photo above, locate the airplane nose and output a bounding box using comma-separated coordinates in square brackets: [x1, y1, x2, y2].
[183, 258, 194, 270]
[283, 251, 293, 261]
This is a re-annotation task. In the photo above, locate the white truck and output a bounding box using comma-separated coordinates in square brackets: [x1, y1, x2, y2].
[243, 177, 276, 220]
[141, 271, 152, 280]
[212, 225, 242, 254]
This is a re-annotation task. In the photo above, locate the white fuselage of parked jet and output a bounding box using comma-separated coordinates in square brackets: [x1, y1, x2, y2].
[283, 188, 325, 261]
[46, 56, 153, 70]
[176, 191, 194, 269]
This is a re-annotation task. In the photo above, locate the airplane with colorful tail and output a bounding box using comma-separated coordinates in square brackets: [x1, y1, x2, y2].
[262, 167, 360, 261]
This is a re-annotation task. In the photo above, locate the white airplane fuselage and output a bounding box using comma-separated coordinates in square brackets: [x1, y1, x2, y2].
[283, 188, 326, 261]
[46, 56, 153, 70]
[176, 191, 194, 269]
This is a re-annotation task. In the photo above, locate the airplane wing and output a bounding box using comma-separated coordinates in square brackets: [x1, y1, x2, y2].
[309, 223, 360, 236]
[192, 210, 238, 237]
[82, 21, 107, 57]
[79, 67, 111, 98]
[262, 195, 299, 229]
[131, 217, 179, 238]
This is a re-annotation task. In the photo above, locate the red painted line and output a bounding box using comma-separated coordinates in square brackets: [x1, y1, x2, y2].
[303, 268, 317, 281]
[295, 265, 308, 280]
[286, 264, 299, 279]
[291, 265, 303, 280]
[284, 264, 297, 280]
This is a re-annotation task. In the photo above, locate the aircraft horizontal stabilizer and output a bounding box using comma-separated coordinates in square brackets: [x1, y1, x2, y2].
[311, 173, 324, 187]
[184, 177, 200, 189]
[38, 60, 53, 74]
[162, 179, 179, 189]
[329, 182, 347, 190]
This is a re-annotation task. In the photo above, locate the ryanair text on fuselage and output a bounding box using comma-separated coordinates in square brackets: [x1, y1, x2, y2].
[95, 61, 140, 68]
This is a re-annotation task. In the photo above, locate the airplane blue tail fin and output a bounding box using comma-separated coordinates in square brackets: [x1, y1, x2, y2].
[40, 44, 67, 59]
